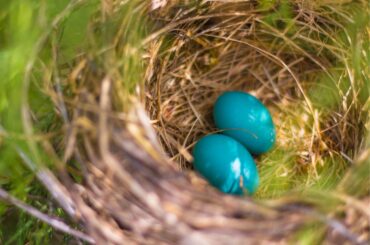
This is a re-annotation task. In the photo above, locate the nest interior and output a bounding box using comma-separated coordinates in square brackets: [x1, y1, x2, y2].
[145, 1, 367, 198]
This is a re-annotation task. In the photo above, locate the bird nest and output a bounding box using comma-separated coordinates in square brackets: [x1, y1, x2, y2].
[23, 1, 369, 244]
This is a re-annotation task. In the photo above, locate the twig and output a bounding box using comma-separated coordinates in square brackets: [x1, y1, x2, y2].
[0, 124, 77, 219]
[0, 187, 94, 244]
[15, 146, 77, 219]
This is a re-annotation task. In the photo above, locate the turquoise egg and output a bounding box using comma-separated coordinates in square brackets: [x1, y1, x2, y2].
[213, 91, 276, 155]
[192, 134, 259, 195]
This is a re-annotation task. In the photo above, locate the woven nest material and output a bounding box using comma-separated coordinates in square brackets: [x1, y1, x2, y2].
[25, 1, 369, 244]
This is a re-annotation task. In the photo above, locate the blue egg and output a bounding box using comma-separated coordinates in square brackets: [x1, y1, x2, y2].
[192, 134, 259, 195]
[213, 91, 276, 155]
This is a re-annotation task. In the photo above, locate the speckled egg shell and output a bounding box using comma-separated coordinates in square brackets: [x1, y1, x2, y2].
[192, 134, 259, 195]
[213, 91, 276, 155]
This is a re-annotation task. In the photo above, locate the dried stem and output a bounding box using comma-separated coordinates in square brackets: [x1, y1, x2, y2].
[0, 187, 94, 244]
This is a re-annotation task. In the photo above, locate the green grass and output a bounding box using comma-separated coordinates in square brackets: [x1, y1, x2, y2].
[254, 1, 369, 201]
[0, 0, 96, 243]
[0, 0, 148, 242]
